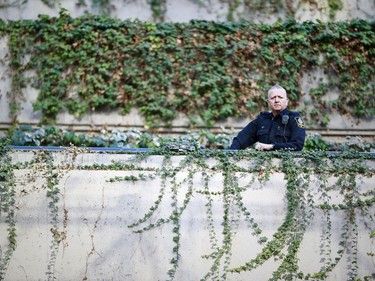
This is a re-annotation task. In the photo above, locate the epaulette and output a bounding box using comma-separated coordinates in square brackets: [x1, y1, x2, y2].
[287, 111, 300, 116]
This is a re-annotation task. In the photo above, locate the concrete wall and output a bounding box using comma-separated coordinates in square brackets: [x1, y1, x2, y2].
[0, 0, 374, 23]
[1, 149, 374, 280]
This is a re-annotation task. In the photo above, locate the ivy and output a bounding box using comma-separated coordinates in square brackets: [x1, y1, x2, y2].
[31, 151, 62, 279]
[3, 125, 375, 152]
[122, 149, 374, 280]
[0, 145, 16, 280]
[0, 146, 374, 280]
[0, 13, 373, 128]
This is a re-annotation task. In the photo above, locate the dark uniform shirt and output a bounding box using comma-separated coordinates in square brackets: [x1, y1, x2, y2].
[230, 109, 306, 151]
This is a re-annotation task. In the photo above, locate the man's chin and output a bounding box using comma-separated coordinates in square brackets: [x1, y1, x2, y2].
[272, 106, 286, 111]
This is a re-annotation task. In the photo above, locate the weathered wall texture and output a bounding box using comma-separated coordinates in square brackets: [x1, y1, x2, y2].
[1, 150, 374, 280]
[0, 0, 374, 22]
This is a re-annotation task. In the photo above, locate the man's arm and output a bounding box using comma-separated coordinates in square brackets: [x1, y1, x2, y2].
[229, 120, 258, 150]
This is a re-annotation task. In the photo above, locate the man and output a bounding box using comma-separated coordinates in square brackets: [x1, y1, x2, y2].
[230, 84, 306, 151]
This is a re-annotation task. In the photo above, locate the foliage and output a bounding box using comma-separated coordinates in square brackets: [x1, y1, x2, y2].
[147, 0, 167, 22]
[3, 125, 164, 148]
[304, 133, 375, 152]
[0, 144, 16, 280]
[124, 149, 375, 280]
[328, 0, 343, 19]
[1, 125, 234, 149]
[2, 125, 375, 152]
[0, 13, 373, 128]
[0, 146, 374, 280]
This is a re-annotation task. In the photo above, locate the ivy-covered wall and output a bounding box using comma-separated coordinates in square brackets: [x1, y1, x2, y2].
[0, 148, 374, 280]
[0, 12, 373, 131]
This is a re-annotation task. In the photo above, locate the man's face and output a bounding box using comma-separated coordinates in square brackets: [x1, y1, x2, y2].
[267, 89, 288, 114]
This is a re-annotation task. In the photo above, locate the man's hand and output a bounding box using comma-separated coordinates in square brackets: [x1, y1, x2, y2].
[254, 142, 274, 151]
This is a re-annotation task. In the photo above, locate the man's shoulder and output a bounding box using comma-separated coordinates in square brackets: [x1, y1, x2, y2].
[287, 111, 305, 128]
[286, 110, 302, 117]
[258, 111, 272, 117]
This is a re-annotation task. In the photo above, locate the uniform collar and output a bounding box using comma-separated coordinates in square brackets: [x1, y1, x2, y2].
[266, 109, 289, 119]
[280, 109, 290, 117]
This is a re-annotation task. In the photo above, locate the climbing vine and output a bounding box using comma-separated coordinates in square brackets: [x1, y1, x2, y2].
[0, 12, 373, 128]
[0, 144, 16, 280]
[0, 146, 374, 280]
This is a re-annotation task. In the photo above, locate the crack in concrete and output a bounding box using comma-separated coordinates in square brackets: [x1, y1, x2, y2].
[82, 186, 105, 281]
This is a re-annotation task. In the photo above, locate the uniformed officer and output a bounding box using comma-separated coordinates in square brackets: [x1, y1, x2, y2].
[230, 84, 306, 151]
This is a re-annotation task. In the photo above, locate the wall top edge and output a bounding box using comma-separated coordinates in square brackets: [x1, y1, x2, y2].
[5, 145, 375, 156]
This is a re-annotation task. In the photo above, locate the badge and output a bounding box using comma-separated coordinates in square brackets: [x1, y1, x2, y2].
[295, 117, 305, 128]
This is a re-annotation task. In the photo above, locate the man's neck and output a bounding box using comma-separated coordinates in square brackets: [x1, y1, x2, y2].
[272, 108, 287, 117]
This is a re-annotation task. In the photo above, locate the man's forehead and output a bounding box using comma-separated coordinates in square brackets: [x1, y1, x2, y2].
[268, 89, 287, 97]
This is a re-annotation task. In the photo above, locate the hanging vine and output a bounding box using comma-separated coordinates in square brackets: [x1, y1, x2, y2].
[0, 145, 16, 281]
[0, 147, 374, 280]
[113, 149, 375, 280]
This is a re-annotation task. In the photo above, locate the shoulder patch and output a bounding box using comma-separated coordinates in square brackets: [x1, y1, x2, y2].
[294, 116, 305, 128]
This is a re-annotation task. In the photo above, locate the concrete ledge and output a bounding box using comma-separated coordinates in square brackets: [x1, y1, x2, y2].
[0, 149, 374, 281]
